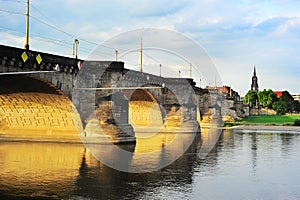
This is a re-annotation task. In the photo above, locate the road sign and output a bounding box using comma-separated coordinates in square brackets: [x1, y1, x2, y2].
[36, 54, 42, 64]
[21, 52, 28, 63]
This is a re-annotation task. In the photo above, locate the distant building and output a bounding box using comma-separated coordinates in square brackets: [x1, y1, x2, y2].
[292, 94, 300, 102]
[245, 66, 259, 108]
[205, 85, 240, 101]
[274, 92, 300, 102]
[274, 91, 283, 98]
[251, 66, 259, 92]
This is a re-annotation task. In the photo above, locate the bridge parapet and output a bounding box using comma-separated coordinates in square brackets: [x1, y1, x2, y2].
[0, 44, 79, 74]
[0, 44, 82, 97]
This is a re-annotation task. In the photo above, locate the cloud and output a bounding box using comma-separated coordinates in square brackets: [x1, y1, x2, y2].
[0, 32, 25, 47]
[128, 0, 189, 17]
[1, 0, 300, 94]
[254, 17, 290, 32]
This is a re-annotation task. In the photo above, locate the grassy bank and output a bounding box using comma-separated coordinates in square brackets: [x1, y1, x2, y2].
[225, 114, 300, 126]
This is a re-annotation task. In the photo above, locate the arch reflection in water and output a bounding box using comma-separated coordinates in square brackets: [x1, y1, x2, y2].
[0, 142, 84, 199]
[198, 127, 223, 159]
[75, 134, 203, 200]
[0, 134, 203, 199]
[2, 132, 300, 199]
[84, 128, 198, 173]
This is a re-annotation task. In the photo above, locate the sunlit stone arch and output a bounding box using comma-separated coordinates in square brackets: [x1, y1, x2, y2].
[123, 88, 164, 134]
[0, 75, 80, 141]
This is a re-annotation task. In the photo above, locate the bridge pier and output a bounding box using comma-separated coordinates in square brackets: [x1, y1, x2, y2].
[161, 79, 200, 132]
[74, 61, 202, 142]
[73, 61, 136, 143]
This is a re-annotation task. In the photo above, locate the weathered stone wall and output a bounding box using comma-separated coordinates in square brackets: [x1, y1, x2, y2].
[221, 99, 249, 122]
[195, 89, 224, 126]
[249, 107, 276, 115]
[0, 44, 79, 99]
[0, 76, 81, 141]
[196, 88, 250, 124]
[74, 61, 200, 136]
[73, 61, 135, 141]
[0, 44, 248, 134]
[235, 101, 249, 118]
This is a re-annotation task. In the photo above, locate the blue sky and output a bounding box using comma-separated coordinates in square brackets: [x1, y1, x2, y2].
[0, 0, 299, 95]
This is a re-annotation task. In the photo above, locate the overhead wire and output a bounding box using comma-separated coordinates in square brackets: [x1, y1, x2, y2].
[28, 3, 117, 56]
[0, 25, 94, 55]
[0, 0, 25, 3]
[0, 4, 101, 53]
[0, 8, 24, 16]
[30, 4, 59, 30]
[0, 4, 164, 64]
[0, 1, 170, 73]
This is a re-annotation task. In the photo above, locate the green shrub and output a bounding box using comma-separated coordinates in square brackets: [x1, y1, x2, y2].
[293, 119, 300, 126]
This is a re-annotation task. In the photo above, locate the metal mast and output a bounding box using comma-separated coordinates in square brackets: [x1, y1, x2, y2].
[24, 0, 29, 50]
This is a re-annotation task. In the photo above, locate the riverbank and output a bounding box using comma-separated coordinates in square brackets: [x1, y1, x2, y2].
[235, 114, 300, 125]
[229, 124, 300, 133]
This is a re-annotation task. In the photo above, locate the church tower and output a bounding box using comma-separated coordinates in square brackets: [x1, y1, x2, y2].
[251, 66, 259, 92]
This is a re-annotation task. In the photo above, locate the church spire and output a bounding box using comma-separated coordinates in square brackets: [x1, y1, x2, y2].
[251, 65, 259, 92]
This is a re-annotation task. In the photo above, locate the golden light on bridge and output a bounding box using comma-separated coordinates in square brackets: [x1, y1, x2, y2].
[126, 89, 187, 154]
[0, 142, 85, 195]
[0, 76, 81, 141]
[128, 89, 163, 129]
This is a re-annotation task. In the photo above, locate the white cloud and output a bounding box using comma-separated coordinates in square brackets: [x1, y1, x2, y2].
[0, 32, 24, 47]
[1, 0, 300, 94]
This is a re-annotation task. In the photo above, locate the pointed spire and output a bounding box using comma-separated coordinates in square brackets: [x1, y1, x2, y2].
[251, 65, 259, 92]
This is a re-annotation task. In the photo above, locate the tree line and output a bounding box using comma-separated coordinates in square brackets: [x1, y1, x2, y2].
[243, 89, 300, 115]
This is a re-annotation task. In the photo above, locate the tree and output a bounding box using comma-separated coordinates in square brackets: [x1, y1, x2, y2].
[243, 90, 258, 108]
[280, 91, 294, 113]
[257, 89, 277, 108]
[272, 100, 288, 115]
[292, 100, 300, 113]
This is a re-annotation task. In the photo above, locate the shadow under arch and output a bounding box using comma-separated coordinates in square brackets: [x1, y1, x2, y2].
[0, 75, 63, 94]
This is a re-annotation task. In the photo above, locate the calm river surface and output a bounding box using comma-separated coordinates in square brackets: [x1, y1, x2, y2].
[1, 129, 300, 200]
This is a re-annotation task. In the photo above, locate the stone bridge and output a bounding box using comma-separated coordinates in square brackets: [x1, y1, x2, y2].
[0, 44, 246, 143]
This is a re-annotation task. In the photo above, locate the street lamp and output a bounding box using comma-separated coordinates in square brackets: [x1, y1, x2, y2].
[74, 39, 79, 59]
[159, 64, 162, 77]
[24, 0, 30, 50]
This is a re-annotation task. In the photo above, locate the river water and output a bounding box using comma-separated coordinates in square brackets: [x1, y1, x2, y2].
[1, 129, 300, 200]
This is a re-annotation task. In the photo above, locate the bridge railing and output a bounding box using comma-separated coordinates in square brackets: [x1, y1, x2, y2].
[0, 44, 80, 74]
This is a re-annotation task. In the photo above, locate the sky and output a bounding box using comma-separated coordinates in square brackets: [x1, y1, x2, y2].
[0, 0, 299, 95]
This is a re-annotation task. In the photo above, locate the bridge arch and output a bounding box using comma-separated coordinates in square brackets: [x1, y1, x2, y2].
[0, 75, 80, 141]
[125, 89, 164, 133]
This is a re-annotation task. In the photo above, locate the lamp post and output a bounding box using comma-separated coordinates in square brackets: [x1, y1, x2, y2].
[74, 39, 79, 59]
[115, 50, 118, 61]
[24, 0, 30, 50]
[159, 64, 162, 77]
